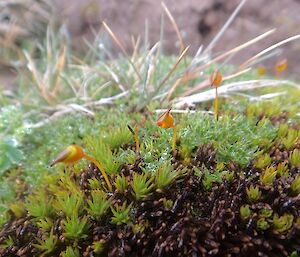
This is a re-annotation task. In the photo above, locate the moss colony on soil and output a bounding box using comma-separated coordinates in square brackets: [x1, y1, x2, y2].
[0, 108, 300, 257]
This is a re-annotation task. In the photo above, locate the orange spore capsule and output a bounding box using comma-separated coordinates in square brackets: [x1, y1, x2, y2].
[50, 144, 85, 167]
[50, 144, 112, 192]
[257, 66, 266, 77]
[275, 58, 288, 74]
[156, 109, 175, 129]
[210, 69, 222, 88]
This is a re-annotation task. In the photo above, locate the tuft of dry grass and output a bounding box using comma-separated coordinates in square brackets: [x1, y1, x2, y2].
[2, 1, 300, 129]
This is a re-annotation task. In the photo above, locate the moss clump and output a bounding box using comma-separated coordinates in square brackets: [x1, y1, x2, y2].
[0, 112, 300, 256]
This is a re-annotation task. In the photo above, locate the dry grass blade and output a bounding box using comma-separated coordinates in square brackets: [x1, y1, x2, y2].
[26, 109, 70, 129]
[155, 109, 213, 115]
[240, 34, 300, 68]
[158, 46, 190, 91]
[222, 68, 252, 80]
[180, 29, 276, 83]
[165, 78, 182, 101]
[174, 79, 298, 108]
[103, 65, 127, 92]
[86, 91, 129, 106]
[68, 104, 95, 117]
[180, 80, 208, 98]
[26, 92, 128, 129]
[136, 46, 189, 110]
[131, 35, 141, 59]
[141, 42, 160, 92]
[52, 46, 67, 95]
[102, 21, 142, 82]
[161, 2, 185, 53]
[179, 68, 251, 98]
[102, 21, 128, 56]
[204, 0, 248, 54]
[188, 45, 203, 69]
[24, 51, 54, 105]
[91, 81, 112, 99]
[247, 92, 287, 101]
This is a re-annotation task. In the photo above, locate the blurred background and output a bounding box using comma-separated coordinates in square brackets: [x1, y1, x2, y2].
[1, 0, 300, 89]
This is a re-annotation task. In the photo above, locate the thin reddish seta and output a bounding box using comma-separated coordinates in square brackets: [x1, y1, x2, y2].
[210, 69, 222, 120]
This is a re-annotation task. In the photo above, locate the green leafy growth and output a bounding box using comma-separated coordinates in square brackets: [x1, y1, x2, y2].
[277, 162, 289, 177]
[277, 124, 288, 138]
[56, 173, 83, 194]
[92, 241, 105, 254]
[180, 115, 276, 167]
[132, 220, 149, 234]
[111, 201, 132, 225]
[246, 101, 282, 119]
[240, 205, 251, 219]
[291, 175, 300, 195]
[0, 179, 16, 219]
[85, 136, 122, 174]
[120, 148, 136, 165]
[88, 177, 102, 190]
[257, 218, 269, 230]
[179, 144, 192, 164]
[246, 185, 262, 202]
[25, 190, 53, 218]
[103, 127, 132, 149]
[131, 173, 154, 200]
[0, 106, 23, 136]
[0, 211, 10, 227]
[53, 191, 84, 217]
[0, 138, 24, 174]
[290, 149, 300, 167]
[260, 166, 277, 186]
[163, 198, 173, 209]
[62, 213, 90, 240]
[155, 162, 180, 190]
[87, 190, 110, 219]
[22, 112, 95, 187]
[32, 228, 57, 255]
[36, 217, 54, 231]
[114, 174, 127, 194]
[255, 154, 271, 169]
[0, 235, 14, 249]
[281, 129, 299, 150]
[259, 208, 273, 218]
[289, 251, 298, 257]
[61, 246, 80, 257]
[202, 169, 223, 190]
[139, 121, 174, 170]
[224, 170, 235, 183]
[9, 201, 26, 218]
[273, 213, 294, 233]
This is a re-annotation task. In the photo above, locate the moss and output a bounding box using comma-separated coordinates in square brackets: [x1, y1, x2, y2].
[180, 115, 277, 167]
[0, 113, 299, 256]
